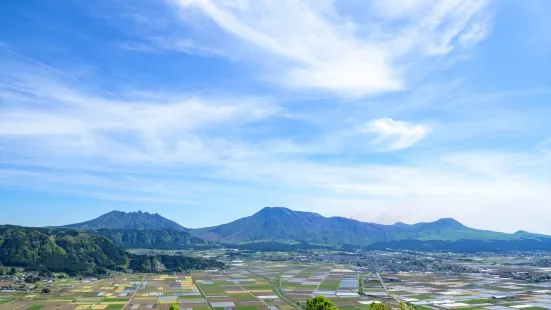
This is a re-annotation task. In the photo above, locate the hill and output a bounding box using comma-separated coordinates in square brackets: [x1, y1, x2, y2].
[190, 207, 526, 245]
[64, 210, 186, 231]
[0, 225, 127, 276]
[0, 225, 224, 276]
[514, 230, 551, 239]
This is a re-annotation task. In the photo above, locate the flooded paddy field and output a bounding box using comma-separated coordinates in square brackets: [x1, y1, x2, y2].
[1, 255, 550, 310]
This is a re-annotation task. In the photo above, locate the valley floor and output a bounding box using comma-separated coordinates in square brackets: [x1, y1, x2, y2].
[1, 261, 551, 310]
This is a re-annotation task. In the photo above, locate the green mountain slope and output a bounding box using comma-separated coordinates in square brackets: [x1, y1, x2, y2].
[0, 225, 127, 276]
[65, 210, 186, 231]
[514, 230, 551, 239]
[95, 228, 207, 249]
[191, 207, 524, 245]
[0, 225, 224, 275]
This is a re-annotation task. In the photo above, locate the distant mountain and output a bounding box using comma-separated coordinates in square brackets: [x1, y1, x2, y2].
[191, 207, 532, 246]
[61, 207, 551, 251]
[514, 230, 551, 239]
[65, 210, 186, 231]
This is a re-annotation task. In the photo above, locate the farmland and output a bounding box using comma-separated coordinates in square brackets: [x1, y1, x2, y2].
[1, 256, 551, 310]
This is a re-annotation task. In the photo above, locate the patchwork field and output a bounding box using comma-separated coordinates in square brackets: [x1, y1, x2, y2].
[1, 260, 550, 310]
[381, 271, 551, 310]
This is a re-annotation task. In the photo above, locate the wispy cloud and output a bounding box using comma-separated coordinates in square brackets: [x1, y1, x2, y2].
[0, 61, 279, 166]
[2, 61, 551, 232]
[118, 37, 222, 56]
[537, 137, 551, 155]
[167, 0, 491, 97]
[363, 118, 429, 150]
[2, 0, 551, 233]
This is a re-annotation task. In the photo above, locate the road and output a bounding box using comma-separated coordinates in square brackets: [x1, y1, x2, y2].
[273, 275, 304, 309]
[192, 275, 215, 310]
[220, 270, 273, 309]
[376, 272, 401, 303]
[246, 269, 304, 309]
[123, 275, 145, 310]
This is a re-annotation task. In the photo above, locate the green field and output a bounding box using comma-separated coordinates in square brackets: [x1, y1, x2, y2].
[463, 298, 498, 305]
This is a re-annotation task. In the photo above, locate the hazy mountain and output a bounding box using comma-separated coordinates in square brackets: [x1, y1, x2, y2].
[62, 207, 551, 249]
[514, 230, 551, 239]
[65, 210, 186, 231]
[191, 207, 526, 245]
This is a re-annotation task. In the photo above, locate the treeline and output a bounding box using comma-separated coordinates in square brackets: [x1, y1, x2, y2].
[304, 296, 416, 310]
[364, 239, 551, 252]
[128, 254, 225, 273]
[233, 239, 551, 253]
[222, 241, 333, 252]
[0, 225, 224, 276]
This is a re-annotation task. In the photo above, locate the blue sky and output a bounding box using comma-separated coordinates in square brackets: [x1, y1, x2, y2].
[1, 0, 550, 233]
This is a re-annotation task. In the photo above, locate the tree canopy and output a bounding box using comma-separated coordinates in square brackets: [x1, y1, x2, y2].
[169, 304, 180, 310]
[399, 301, 415, 310]
[306, 296, 338, 310]
[304, 296, 415, 310]
[370, 302, 394, 310]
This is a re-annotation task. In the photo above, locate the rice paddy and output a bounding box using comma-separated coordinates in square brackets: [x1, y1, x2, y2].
[1, 260, 550, 310]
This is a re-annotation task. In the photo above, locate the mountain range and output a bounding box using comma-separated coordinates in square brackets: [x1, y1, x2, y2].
[190, 207, 531, 245]
[62, 207, 551, 249]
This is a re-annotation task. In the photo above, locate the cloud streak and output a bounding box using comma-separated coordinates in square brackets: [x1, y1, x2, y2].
[0, 62, 279, 166]
[169, 0, 490, 97]
[363, 118, 429, 150]
[2, 1, 551, 234]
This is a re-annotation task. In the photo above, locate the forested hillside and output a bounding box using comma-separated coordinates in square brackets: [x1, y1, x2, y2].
[96, 228, 206, 249]
[0, 225, 127, 276]
[0, 225, 224, 276]
[128, 254, 225, 273]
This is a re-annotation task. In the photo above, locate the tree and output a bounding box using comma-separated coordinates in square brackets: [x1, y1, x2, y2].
[169, 304, 180, 310]
[25, 276, 39, 283]
[9, 267, 17, 275]
[399, 302, 415, 310]
[39, 269, 53, 277]
[306, 296, 338, 310]
[371, 303, 394, 310]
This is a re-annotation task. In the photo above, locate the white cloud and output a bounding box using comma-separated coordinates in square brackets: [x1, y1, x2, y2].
[168, 0, 491, 97]
[205, 150, 551, 233]
[363, 118, 429, 150]
[0, 67, 279, 166]
[119, 37, 222, 56]
[2, 0, 550, 235]
[2, 65, 550, 233]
